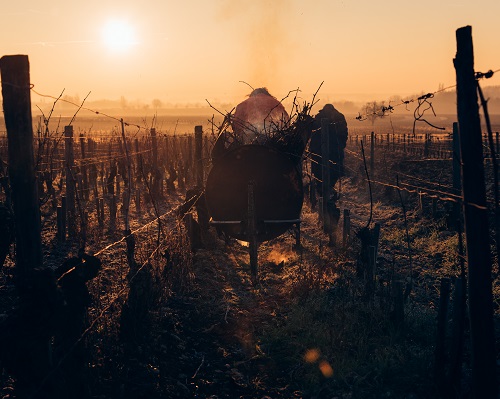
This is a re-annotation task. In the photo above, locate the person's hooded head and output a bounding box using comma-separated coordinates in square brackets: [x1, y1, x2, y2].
[231, 87, 289, 142]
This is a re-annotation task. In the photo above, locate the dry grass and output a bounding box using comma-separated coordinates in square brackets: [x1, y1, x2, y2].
[4, 125, 500, 398]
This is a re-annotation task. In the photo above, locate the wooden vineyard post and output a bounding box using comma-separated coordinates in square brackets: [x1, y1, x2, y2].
[151, 127, 158, 171]
[321, 118, 331, 234]
[94, 182, 100, 223]
[248, 181, 258, 284]
[80, 133, 89, 200]
[204, 135, 210, 162]
[0, 54, 57, 397]
[370, 131, 375, 175]
[120, 119, 132, 232]
[65, 125, 76, 237]
[151, 127, 160, 198]
[0, 55, 43, 285]
[452, 122, 462, 226]
[454, 25, 497, 398]
[418, 190, 424, 214]
[184, 135, 192, 186]
[193, 127, 210, 232]
[293, 222, 301, 251]
[195, 126, 203, 188]
[135, 138, 142, 181]
[115, 168, 121, 197]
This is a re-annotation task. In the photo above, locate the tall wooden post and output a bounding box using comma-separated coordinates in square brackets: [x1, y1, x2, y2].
[64, 125, 76, 237]
[135, 138, 142, 181]
[321, 118, 331, 233]
[452, 122, 461, 193]
[424, 134, 430, 158]
[194, 125, 203, 188]
[452, 122, 462, 226]
[151, 127, 158, 170]
[0, 55, 43, 284]
[1, 55, 56, 398]
[120, 119, 132, 232]
[151, 127, 159, 198]
[370, 131, 375, 174]
[454, 25, 497, 398]
[80, 133, 89, 201]
[187, 135, 194, 185]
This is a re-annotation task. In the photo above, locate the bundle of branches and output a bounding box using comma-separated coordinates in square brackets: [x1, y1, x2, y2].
[208, 84, 321, 165]
[264, 100, 314, 164]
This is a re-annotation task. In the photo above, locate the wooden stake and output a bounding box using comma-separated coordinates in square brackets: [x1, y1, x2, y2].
[370, 131, 375, 174]
[0, 55, 43, 283]
[321, 118, 331, 232]
[80, 133, 89, 200]
[151, 127, 159, 198]
[195, 126, 203, 188]
[454, 25, 497, 397]
[120, 119, 132, 232]
[64, 125, 76, 237]
[452, 122, 462, 227]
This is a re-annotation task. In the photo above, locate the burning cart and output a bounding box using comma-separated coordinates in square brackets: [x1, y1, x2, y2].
[205, 88, 313, 283]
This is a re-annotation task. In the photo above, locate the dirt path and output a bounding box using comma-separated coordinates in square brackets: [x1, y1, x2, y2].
[155, 207, 337, 398]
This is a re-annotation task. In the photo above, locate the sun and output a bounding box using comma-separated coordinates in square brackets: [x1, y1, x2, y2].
[101, 19, 137, 52]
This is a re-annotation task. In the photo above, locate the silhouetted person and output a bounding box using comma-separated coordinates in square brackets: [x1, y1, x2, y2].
[231, 87, 289, 143]
[309, 103, 348, 197]
[211, 87, 289, 162]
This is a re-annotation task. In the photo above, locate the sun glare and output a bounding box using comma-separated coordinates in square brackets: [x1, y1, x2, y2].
[101, 19, 137, 52]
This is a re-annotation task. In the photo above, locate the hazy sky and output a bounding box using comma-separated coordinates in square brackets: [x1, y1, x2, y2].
[1, 0, 500, 106]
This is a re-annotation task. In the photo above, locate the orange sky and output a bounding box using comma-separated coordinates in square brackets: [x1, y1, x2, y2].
[1, 0, 500, 108]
